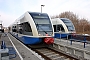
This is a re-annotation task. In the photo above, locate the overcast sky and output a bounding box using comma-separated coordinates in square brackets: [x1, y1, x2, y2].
[0, 0, 90, 27]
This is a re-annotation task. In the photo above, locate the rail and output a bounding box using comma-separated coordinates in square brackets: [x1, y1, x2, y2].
[32, 47, 78, 60]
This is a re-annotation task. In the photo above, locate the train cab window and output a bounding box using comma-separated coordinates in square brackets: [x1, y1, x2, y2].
[21, 22, 33, 35]
[61, 18, 75, 31]
[30, 13, 53, 35]
[57, 25, 65, 32]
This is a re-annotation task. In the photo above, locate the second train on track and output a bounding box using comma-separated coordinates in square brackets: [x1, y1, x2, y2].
[51, 18, 76, 38]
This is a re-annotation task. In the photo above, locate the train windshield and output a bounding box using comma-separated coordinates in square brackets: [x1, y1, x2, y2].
[29, 12, 53, 35]
[60, 18, 75, 31]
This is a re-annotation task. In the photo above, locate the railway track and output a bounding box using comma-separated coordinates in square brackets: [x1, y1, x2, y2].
[32, 47, 78, 60]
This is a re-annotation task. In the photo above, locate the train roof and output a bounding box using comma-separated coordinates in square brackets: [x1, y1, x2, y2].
[51, 18, 64, 25]
[28, 11, 48, 14]
[51, 18, 72, 25]
[16, 11, 48, 20]
[9, 11, 49, 27]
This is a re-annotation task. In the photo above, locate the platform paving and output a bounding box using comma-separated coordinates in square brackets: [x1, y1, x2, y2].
[54, 38, 90, 60]
[54, 38, 90, 51]
[0, 33, 43, 60]
[2, 32, 90, 60]
[0, 33, 20, 60]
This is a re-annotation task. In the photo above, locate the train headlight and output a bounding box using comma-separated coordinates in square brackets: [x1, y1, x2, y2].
[39, 34, 41, 36]
[50, 33, 54, 36]
[48, 34, 51, 36]
[39, 34, 43, 36]
[49, 34, 52, 36]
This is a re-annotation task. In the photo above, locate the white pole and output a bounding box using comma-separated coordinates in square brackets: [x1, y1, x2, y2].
[60, 27, 61, 41]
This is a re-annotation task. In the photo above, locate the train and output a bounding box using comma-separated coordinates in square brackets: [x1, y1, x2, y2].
[51, 18, 76, 39]
[8, 11, 54, 46]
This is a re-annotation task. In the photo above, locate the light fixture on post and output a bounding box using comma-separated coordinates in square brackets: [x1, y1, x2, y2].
[0, 15, 2, 29]
[41, 5, 45, 13]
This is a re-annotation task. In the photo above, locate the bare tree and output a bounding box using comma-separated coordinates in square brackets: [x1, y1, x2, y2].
[53, 11, 79, 33]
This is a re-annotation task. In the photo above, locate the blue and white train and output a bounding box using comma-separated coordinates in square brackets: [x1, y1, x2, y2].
[9, 11, 54, 45]
[51, 18, 76, 38]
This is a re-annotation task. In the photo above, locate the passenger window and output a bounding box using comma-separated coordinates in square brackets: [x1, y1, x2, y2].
[57, 25, 65, 32]
[21, 22, 33, 35]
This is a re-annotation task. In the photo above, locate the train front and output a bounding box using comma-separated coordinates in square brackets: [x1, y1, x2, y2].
[60, 18, 76, 33]
[30, 12, 54, 44]
[60, 18, 76, 38]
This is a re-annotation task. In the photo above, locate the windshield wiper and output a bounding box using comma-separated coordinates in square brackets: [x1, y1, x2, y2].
[36, 23, 47, 34]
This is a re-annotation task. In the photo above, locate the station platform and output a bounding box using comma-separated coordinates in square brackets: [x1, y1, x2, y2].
[0, 33, 43, 60]
[54, 38, 90, 60]
[1, 32, 90, 60]
[0, 33, 20, 60]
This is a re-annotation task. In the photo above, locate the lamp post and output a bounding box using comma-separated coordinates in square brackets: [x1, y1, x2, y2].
[0, 15, 2, 29]
[0, 15, 2, 24]
[17, 21, 18, 33]
[41, 5, 45, 13]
